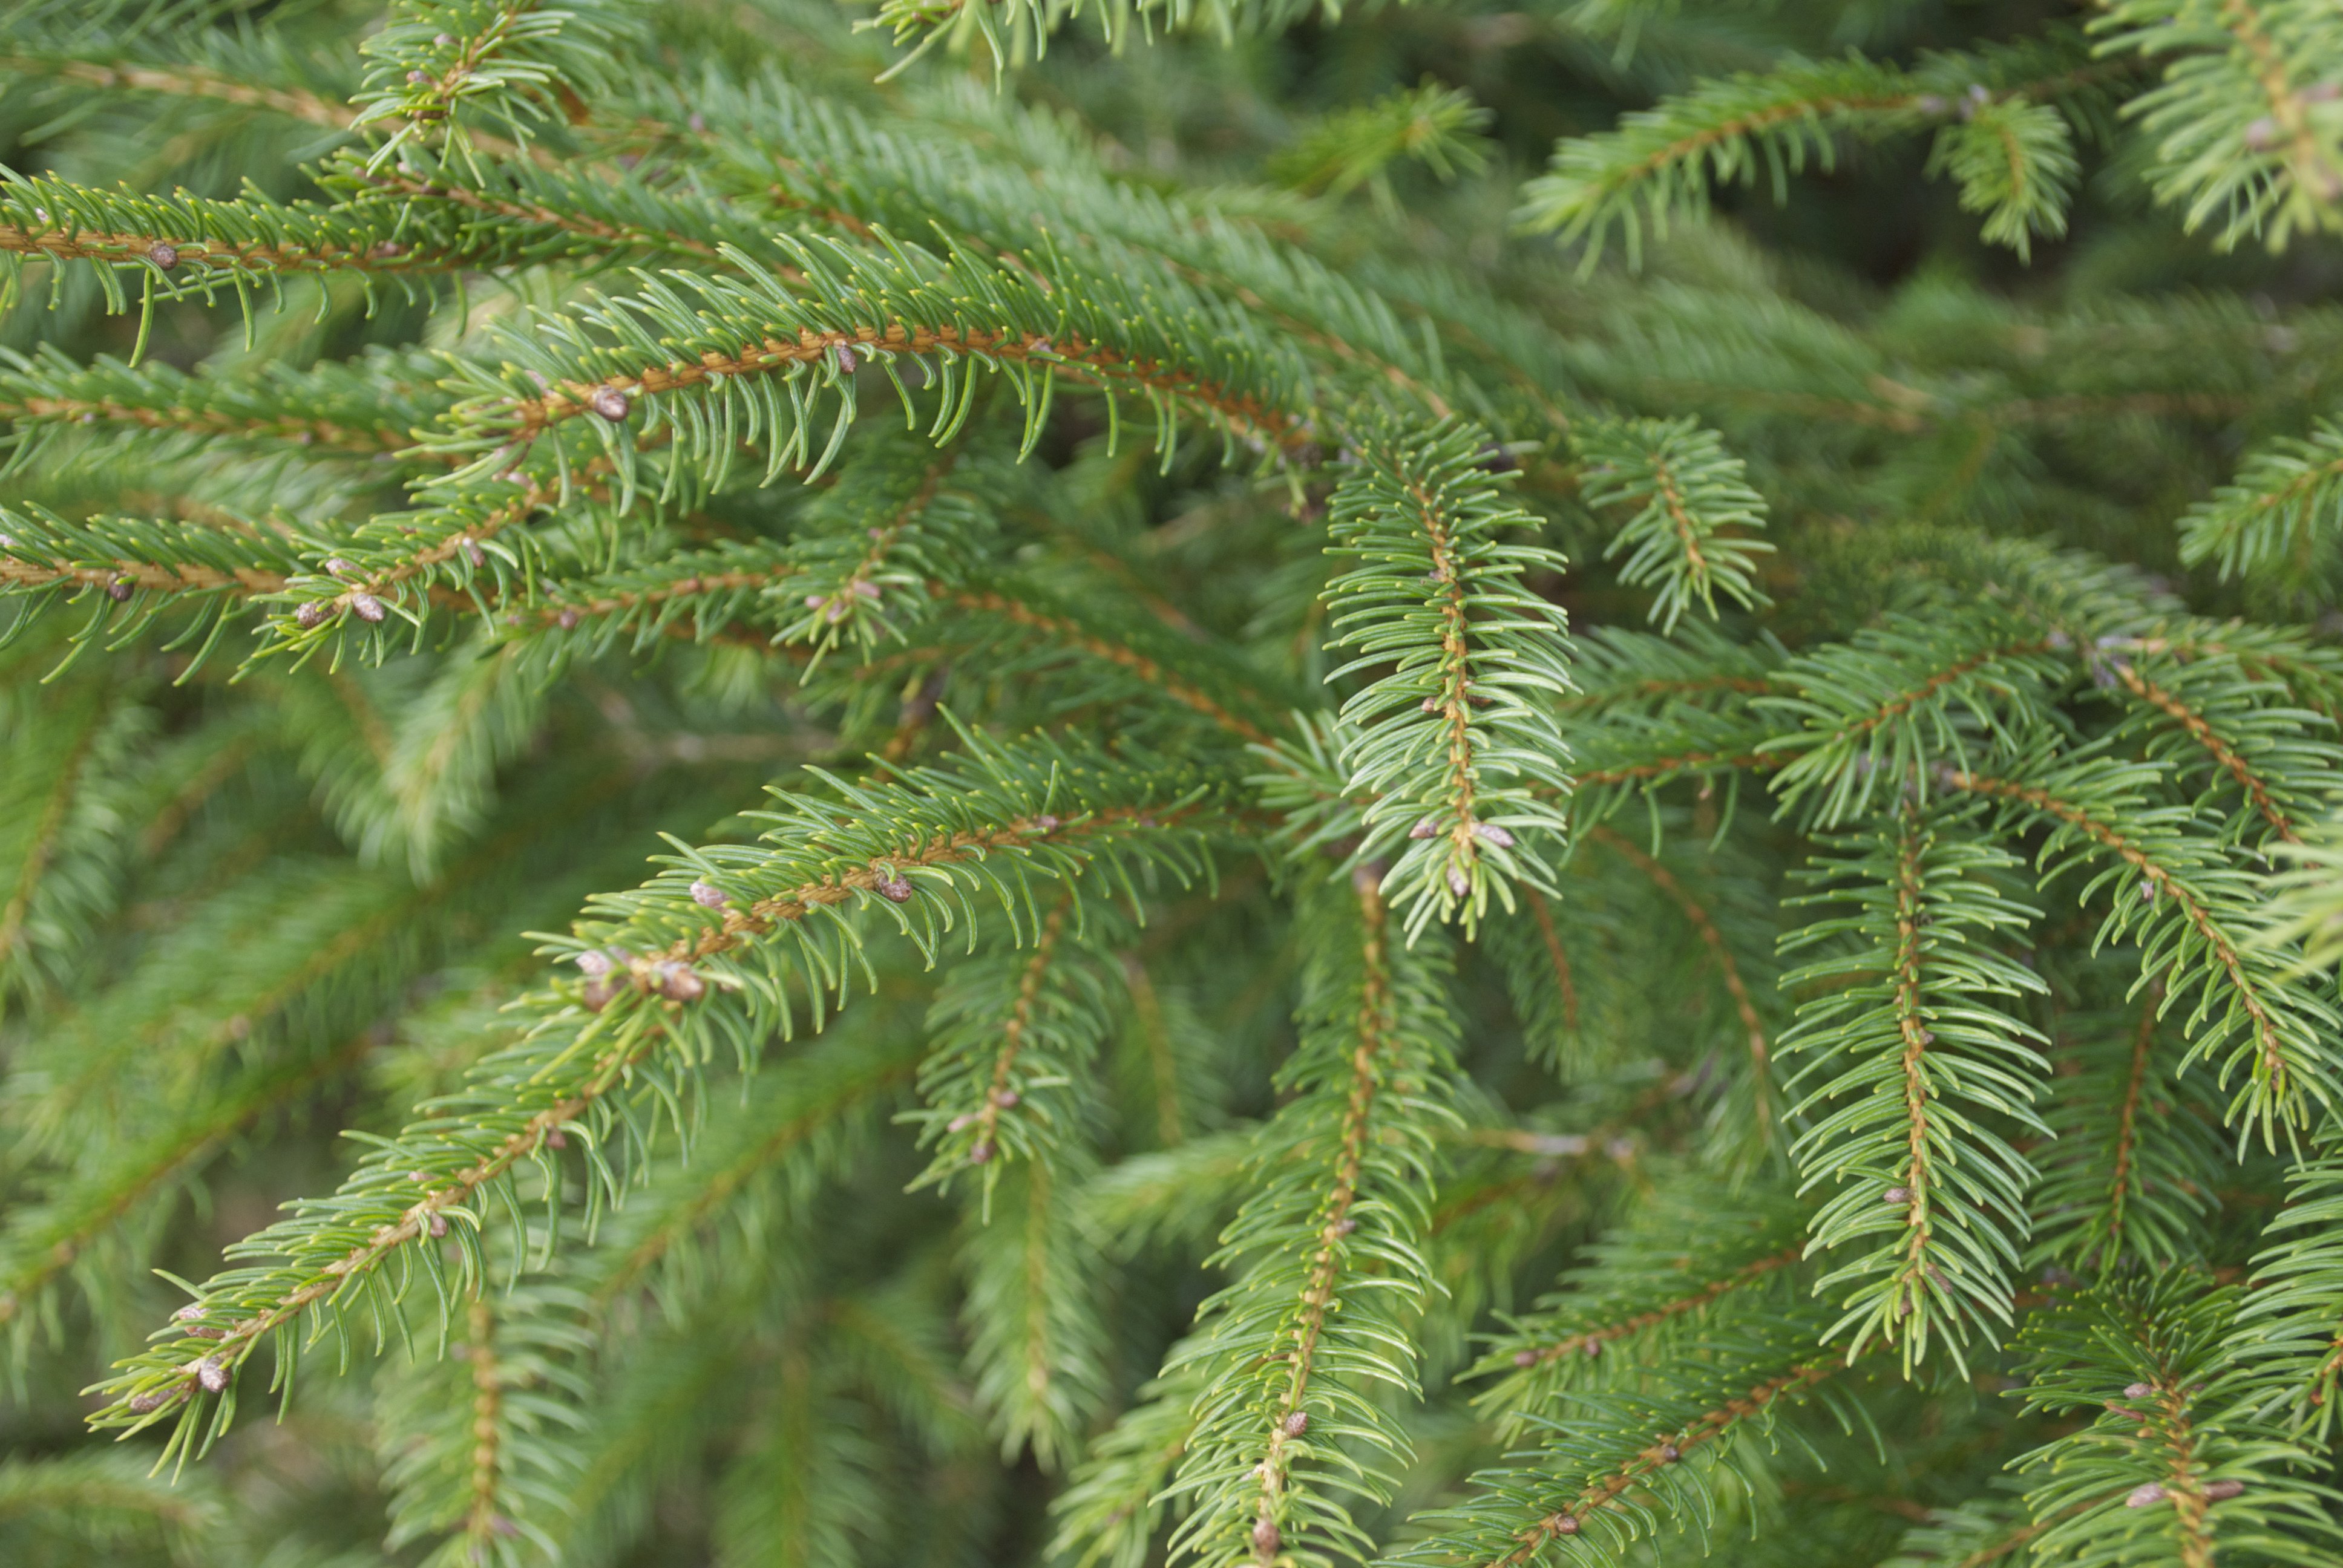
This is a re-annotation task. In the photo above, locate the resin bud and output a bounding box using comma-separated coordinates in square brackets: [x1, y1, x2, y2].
[589, 387, 631, 422]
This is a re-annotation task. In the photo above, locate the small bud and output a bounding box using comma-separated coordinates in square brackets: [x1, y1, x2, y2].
[407, 70, 428, 83]
[434, 31, 453, 44]
[1031, 814, 1061, 832]
[993, 1089, 1020, 1108]
[1331, 1216, 1357, 1235]
[295, 600, 329, 630]
[172, 1305, 224, 1341]
[462, 538, 485, 567]
[1283, 1411, 1309, 1436]
[411, 1171, 431, 1183]
[1915, 93, 1948, 116]
[146, 241, 180, 270]
[688, 113, 708, 132]
[545, 1128, 566, 1149]
[657, 963, 706, 1002]
[1409, 817, 1438, 840]
[576, 949, 614, 976]
[326, 558, 361, 578]
[1584, 1339, 1601, 1359]
[1447, 864, 1470, 898]
[2244, 116, 2281, 151]
[2125, 1483, 2167, 1509]
[969, 1140, 995, 1165]
[851, 579, 881, 601]
[1421, 697, 1440, 713]
[1252, 1519, 1280, 1556]
[350, 593, 386, 622]
[947, 1112, 975, 1134]
[1473, 822, 1516, 848]
[580, 977, 618, 1011]
[128, 1388, 175, 1414]
[826, 599, 848, 623]
[835, 344, 857, 373]
[1029, 339, 1055, 356]
[1658, 1445, 1681, 1463]
[426, 1210, 448, 1238]
[876, 873, 914, 904]
[556, 607, 580, 630]
[2125, 1382, 2155, 1399]
[372, 240, 406, 259]
[195, 1357, 229, 1394]
[589, 387, 631, 422]
[690, 880, 729, 909]
[1513, 1349, 1538, 1368]
[1883, 1186, 1913, 1206]
[2203, 1479, 2245, 1501]
[1554, 1515, 1580, 1535]
[106, 578, 132, 602]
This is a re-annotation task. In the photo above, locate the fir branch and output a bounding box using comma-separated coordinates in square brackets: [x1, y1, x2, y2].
[2175, 418, 2343, 581]
[0, 54, 355, 129]
[2011, 1273, 2343, 1566]
[1, 344, 436, 468]
[1467, 1191, 1810, 1437]
[2237, 1126, 2343, 1439]
[2096, 649, 2333, 845]
[0, 172, 447, 314]
[1779, 805, 2049, 1368]
[376, 1286, 594, 1568]
[908, 893, 1103, 1183]
[1388, 1315, 1857, 1568]
[1164, 877, 1461, 1568]
[960, 1155, 1116, 1469]
[1320, 419, 1575, 932]
[1049, 1355, 1209, 1568]
[350, 0, 650, 168]
[2095, 0, 2343, 250]
[87, 734, 1233, 1447]
[1948, 757, 2341, 1138]
[2026, 975, 2224, 1275]
[1575, 417, 1774, 630]
[1755, 612, 2062, 827]
[448, 234, 1323, 472]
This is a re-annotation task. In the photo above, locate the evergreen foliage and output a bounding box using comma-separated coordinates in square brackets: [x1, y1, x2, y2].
[3, 1, 2343, 1566]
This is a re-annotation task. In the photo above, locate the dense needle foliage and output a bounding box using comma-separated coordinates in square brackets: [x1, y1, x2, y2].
[5, 1, 2343, 1565]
